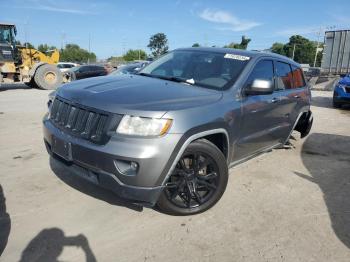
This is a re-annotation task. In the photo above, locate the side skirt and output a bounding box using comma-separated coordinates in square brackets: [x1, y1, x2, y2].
[228, 143, 282, 169]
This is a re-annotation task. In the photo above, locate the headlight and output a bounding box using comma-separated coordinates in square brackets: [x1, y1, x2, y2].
[116, 115, 172, 136]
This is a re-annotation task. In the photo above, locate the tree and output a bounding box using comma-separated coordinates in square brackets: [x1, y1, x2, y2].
[23, 42, 35, 49]
[270, 35, 323, 66]
[192, 43, 200, 47]
[59, 44, 96, 63]
[270, 43, 286, 56]
[148, 33, 169, 57]
[224, 36, 251, 50]
[123, 49, 147, 61]
[37, 44, 57, 53]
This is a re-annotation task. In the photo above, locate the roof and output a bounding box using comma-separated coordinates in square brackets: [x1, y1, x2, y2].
[176, 47, 299, 66]
[0, 22, 16, 27]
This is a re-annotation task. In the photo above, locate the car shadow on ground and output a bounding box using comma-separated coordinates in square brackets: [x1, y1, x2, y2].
[0, 83, 31, 91]
[294, 133, 350, 249]
[312, 96, 350, 110]
[0, 184, 11, 256]
[19, 228, 97, 262]
[49, 157, 144, 212]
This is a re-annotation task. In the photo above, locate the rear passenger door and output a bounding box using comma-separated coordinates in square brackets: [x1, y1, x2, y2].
[275, 61, 307, 135]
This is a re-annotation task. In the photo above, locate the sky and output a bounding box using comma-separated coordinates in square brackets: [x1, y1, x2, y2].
[2, 0, 350, 59]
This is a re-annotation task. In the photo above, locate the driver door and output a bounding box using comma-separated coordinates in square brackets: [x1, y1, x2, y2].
[234, 59, 284, 160]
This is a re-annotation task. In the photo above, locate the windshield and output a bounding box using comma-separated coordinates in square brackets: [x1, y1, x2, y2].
[0, 26, 15, 44]
[139, 50, 250, 90]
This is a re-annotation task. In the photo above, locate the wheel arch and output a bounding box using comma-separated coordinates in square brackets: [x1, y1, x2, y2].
[284, 110, 313, 144]
[159, 128, 230, 186]
[28, 62, 47, 78]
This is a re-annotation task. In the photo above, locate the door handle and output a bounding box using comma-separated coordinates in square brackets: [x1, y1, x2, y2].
[271, 97, 279, 103]
[293, 95, 301, 99]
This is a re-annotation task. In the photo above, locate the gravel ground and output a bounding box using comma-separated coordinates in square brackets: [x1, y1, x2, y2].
[0, 85, 349, 262]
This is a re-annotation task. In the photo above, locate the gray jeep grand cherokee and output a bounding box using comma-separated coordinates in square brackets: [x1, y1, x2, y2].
[43, 48, 313, 215]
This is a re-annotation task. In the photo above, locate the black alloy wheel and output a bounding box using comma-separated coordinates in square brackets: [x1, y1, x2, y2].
[157, 139, 228, 215]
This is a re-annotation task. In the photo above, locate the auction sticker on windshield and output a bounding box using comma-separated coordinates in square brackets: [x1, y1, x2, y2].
[224, 54, 250, 61]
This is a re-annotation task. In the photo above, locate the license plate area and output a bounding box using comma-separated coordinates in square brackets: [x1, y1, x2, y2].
[52, 136, 72, 161]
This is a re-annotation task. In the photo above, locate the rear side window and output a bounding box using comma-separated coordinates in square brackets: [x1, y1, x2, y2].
[292, 66, 306, 88]
[275, 62, 293, 90]
[245, 60, 274, 89]
[80, 66, 90, 72]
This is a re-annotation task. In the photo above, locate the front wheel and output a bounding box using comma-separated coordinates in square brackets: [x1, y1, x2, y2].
[157, 139, 228, 215]
[34, 64, 63, 90]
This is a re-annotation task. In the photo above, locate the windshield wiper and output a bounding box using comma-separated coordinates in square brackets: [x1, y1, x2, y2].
[138, 72, 155, 78]
[164, 76, 195, 85]
[138, 73, 194, 85]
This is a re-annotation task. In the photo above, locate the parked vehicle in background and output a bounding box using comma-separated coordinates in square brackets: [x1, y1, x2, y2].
[333, 74, 350, 108]
[66, 65, 108, 81]
[43, 48, 313, 215]
[110, 61, 149, 76]
[57, 62, 79, 72]
[322, 30, 350, 75]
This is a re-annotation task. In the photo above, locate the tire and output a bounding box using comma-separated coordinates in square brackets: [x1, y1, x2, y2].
[26, 79, 37, 88]
[157, 139, 228, 215]
[34, 64, 63, 90]
[333, 98, 342, 108]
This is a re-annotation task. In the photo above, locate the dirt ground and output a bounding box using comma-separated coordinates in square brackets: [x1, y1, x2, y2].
[0, 85, 349, 262]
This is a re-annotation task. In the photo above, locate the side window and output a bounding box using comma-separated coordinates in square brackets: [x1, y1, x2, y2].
[245, 60, 274, 89]
[291, 65, 306, 88]
[79, 67, 89, 73]
[275, 62, 293, 90]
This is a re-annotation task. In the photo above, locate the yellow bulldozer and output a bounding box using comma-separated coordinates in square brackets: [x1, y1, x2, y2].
[0, 23, 62, 89]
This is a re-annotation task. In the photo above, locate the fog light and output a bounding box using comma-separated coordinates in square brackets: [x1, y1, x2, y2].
[114, 160, 139, 176]
[130, 161, 138, 170]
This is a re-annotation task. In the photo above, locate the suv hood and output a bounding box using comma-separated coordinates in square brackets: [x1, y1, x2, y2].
[57, 75, 222, 118]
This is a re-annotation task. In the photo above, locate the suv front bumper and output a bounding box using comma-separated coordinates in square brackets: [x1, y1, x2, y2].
[43, 114, 182, 206]
[334, 87, 350, 104]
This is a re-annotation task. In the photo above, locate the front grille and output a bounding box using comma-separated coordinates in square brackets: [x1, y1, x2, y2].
[49, 97, 112, 144]
[345, 87, 350, 93]
[0, 45, 14, 62]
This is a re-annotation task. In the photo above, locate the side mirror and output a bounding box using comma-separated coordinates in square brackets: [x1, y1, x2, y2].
[245, 79, 273, 96]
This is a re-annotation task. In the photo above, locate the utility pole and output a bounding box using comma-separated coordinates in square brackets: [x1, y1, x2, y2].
[313, 28, 322, 67]
[61, 31, 66, 50]
[292, 44, 296, 60]
[88, 33, 91, 64]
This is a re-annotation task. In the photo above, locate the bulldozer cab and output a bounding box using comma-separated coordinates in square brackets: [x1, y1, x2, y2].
[0, 23, 17, 63]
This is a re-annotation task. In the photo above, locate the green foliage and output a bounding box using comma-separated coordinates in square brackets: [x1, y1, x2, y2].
[37, 44, 57, 53]
[23, 42, 35, 49]
[123, 49, 147, 61]
[270, 35, 323, 66]
[59, 44, 96, 63]
[148, 33, 169, 57]
[107, 56, 124, 63]
[107, 56, 125, 67]
[224, 36, 251, 50]
[192, 43, 200, 47]
[270, 42, 286, 56]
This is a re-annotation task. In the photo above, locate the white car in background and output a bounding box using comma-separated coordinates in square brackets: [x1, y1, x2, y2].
[57, 62, 79, 72]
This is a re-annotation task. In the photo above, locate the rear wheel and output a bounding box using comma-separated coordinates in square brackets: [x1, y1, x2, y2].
[157, 139, 228, 215]
[34, 64, 63, 90]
